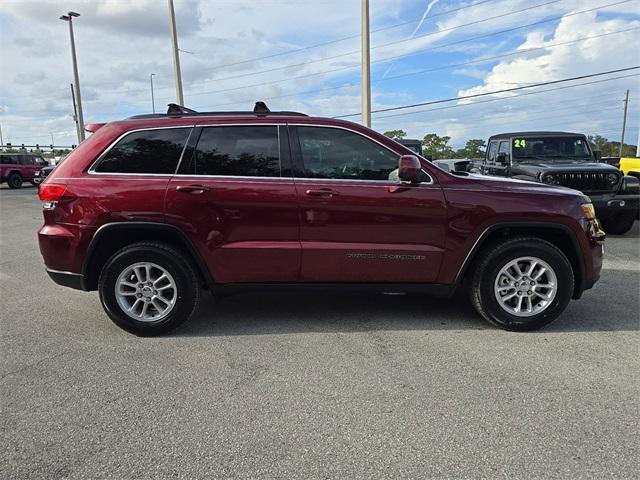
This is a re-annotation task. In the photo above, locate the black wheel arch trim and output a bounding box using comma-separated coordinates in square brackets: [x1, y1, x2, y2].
[454, 221, 586, 295]
[82, 221, 214, 290]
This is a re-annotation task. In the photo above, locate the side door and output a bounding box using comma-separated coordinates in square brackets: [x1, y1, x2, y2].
[290, 124, 447, 283]
[19, 156, 36, 180]
[165, 123, 300, 283]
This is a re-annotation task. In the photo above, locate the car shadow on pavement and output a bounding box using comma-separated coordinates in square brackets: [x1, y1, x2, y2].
[175, 291, 489, 337]
[173, 265, 639, 337]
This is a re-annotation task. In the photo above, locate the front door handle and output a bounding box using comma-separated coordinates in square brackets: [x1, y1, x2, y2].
[176, 185, 209, 195]
[305, 188, 340, 197]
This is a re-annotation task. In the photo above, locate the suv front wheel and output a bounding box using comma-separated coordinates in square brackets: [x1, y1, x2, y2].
[470, 237, 574, 331]
[98, 242, 201, 336]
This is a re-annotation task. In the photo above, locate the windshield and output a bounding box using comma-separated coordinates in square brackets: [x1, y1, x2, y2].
[512, 137, 592, 160]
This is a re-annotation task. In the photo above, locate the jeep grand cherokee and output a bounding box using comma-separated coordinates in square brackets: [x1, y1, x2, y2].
[38, 103, 605, 335]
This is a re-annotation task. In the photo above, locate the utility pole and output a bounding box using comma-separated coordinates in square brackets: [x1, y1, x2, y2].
[150, 73, 156, 113]
[70, 83, 81, 143]
[60, 12, 85, 142]
[168, 0, 184, 106]
[361, 0, 371, 127]
[636, 123, 639, 157]
[0, 123, 4, 148]
[619, 89, 629, 157]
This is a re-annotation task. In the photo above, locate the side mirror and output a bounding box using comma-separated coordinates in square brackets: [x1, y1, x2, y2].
[398, 155, 422, 184]
[496, 152, 509, 164]
[593, 149, 602, 162]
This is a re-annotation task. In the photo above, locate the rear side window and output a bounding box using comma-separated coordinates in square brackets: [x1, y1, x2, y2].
[94, 128, 191, 174]
[1, 156, 16, 165]
[180, 125, 280, 177]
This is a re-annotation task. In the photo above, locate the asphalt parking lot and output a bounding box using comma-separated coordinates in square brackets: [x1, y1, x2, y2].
[1, 184, 638, 479]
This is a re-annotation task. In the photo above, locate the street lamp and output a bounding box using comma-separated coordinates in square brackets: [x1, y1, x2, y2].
[60, 11, 85, 143]
[150, 73, 156, 114]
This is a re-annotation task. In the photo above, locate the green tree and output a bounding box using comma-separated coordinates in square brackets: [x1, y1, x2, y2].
[588, 135, 637, 157]
[421, 133, 454, 160]
[383, 129, 407, 139]
[455, 139, 486, 158]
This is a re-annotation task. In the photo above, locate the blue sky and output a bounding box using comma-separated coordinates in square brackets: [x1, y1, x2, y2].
[1, 0, 639, 148]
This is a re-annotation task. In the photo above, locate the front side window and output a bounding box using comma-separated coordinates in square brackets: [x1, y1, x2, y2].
[487, 141, 498, 162]
[95, 128, 191, 174]
[18, 156, 33, 165]
[297, 126, 399, 181]
[181, 125, 280, 177]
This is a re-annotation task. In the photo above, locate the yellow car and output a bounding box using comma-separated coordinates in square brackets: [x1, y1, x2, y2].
[620, 157, 640, 178]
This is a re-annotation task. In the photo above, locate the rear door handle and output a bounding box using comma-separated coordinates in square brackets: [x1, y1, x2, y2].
[176, 185, 209, 195]
[305, 188, 340, 197]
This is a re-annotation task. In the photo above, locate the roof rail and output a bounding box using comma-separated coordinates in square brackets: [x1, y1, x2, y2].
[127, 101, 307, 120]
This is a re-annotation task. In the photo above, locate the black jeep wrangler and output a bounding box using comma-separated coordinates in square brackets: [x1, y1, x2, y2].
[474, 131, 639, 234]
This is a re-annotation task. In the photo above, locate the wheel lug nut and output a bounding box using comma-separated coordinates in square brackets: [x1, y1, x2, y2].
[515, 282, 519, 287]
[530, 281, 535, 286]
[137, 293, 142, 298]
[527, 290, 532, 295]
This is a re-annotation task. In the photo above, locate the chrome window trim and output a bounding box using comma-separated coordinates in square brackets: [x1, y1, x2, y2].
[87, 125, 196, 176]
[289, 123, 433, 186]
[171, 174, 289, 182]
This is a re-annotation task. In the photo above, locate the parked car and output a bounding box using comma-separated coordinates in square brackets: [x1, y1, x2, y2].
[468, 132, 639, 235]
[395, 139, 424, 157]
[1, 153, 47, 188]
[34, 165, 54, 184]
[38, 103, 605, 336]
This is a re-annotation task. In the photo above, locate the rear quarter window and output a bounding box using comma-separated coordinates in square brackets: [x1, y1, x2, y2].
[94, 128, 191, 174]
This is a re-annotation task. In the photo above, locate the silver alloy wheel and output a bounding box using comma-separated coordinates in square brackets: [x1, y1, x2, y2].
[115, 262, 177, 322]
[493, 256, 558, 317]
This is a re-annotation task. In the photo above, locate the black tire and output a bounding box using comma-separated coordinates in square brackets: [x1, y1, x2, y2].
[601, 212, 636, 235]
[470, 237, 574, 331]
[98, 242, 201, 336]
[7, 172, 22, 189]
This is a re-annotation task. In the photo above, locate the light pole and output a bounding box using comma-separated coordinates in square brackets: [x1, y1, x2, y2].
[168, 0, 184, 106]
[150, 73, 156, 113]
[60, 12, 85, 142]
[361, 0, 371, 127]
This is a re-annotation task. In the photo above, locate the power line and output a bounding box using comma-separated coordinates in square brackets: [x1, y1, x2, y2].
[192, 0, 634, 109]
[373, 74, 640, 120]
[178, 26, 640, 99]
[334, 66, 640, 119]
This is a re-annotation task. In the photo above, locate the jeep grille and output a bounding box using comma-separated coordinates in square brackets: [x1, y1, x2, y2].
[554, 172, 615, 192]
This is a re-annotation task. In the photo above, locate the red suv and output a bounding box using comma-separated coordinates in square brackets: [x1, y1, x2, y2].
[1, 153, 47, 188]
[38, 103, 605, 335]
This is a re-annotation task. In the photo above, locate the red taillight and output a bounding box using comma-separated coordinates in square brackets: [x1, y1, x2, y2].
[38, 184, 67, 203]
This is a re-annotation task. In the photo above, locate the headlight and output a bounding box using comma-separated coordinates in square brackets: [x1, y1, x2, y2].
[607, 173, 619, 184]
[541, 173, 556, 184]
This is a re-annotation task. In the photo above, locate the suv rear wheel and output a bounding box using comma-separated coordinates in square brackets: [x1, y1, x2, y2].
[470, 237, 574, 331]
[98, 242, 201, 336]
[7, 172, 22, 189]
